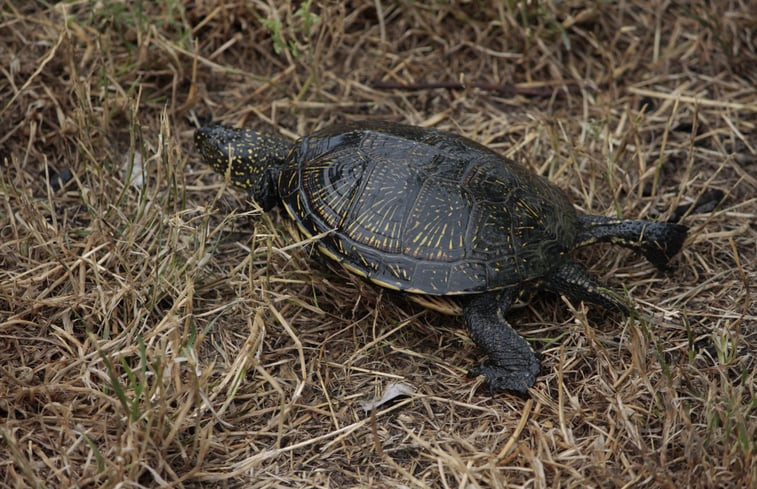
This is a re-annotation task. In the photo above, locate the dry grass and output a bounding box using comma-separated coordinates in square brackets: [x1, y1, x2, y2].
[1, 1, 755, 487]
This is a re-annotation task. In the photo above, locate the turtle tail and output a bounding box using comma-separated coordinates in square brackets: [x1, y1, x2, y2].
[576, 215, 688, 270]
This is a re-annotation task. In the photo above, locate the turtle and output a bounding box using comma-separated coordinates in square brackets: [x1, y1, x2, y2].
[194, 121, 688, 394]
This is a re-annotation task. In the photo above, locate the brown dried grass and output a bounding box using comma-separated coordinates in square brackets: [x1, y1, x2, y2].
[1, 1, 754, 487]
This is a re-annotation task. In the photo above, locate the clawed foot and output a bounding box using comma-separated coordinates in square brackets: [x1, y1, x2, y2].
[468, 361, 540, 395]
[463, 290, 542, 395]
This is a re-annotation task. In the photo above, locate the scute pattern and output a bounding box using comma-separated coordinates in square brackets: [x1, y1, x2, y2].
[278, 122, 579, 295]
[403, 178, 471, 261]
[303, 150, 365, 230]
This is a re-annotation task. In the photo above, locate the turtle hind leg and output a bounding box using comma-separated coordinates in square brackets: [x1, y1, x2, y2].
[545, 260, 630, 315]
[576, 215, 688, 270]
[463, 290, 540, 395]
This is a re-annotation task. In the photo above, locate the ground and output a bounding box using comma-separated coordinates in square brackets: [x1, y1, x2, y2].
[0, 1, 755, 487]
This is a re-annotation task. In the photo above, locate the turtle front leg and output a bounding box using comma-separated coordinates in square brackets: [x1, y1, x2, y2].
[464, 290, 540, 395]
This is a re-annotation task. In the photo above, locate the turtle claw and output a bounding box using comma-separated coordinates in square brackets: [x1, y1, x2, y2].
[464, 290, 541, 395]
[468, 362, 540, 396]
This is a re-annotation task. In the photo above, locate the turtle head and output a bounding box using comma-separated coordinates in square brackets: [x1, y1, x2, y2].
[194, 125, 291, 210]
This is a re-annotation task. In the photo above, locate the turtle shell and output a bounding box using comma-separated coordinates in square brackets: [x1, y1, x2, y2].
[277, 121, 578, 295]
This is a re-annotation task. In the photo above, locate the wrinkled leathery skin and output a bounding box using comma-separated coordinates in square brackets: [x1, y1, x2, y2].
[576, 215, 688, 270]
[545, 260, 630, 315]
[464, 289, 540, 395]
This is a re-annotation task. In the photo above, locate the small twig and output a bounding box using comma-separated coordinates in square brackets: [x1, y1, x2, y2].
[496, 398, 534, 461]
[371, 80, 579, 98]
